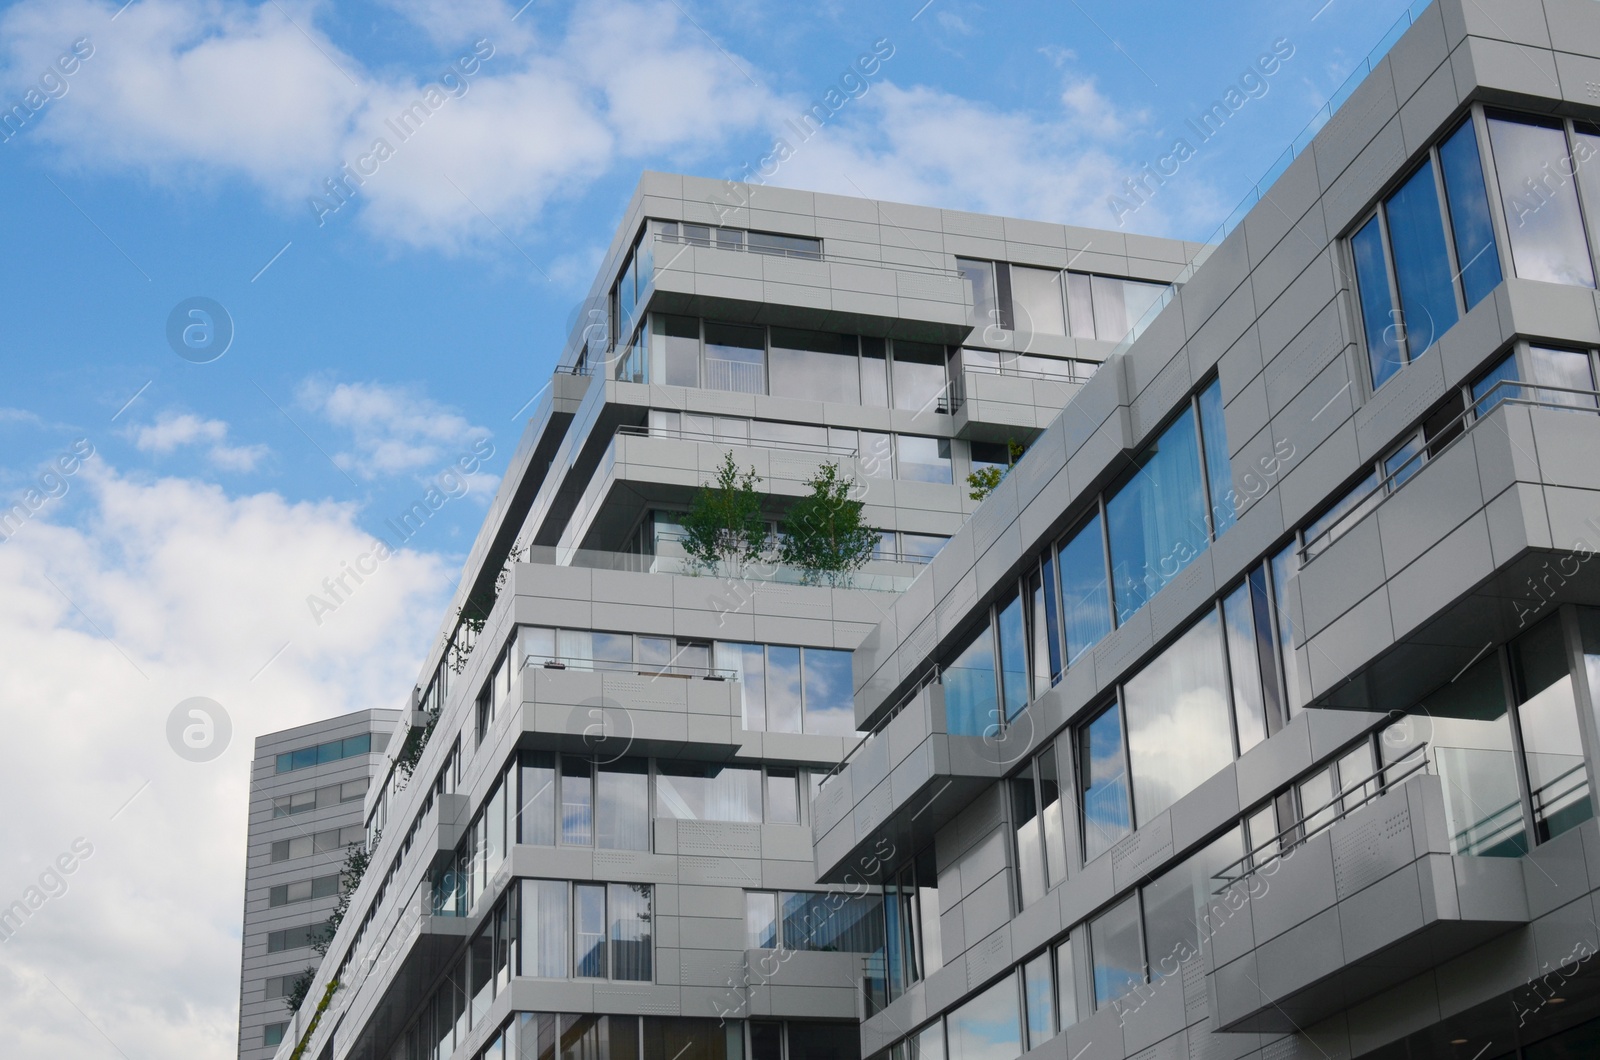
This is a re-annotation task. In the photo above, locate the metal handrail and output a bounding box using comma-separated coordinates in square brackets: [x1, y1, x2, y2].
[615, 423, 860, 458]
[519, 652, 736, 681]
[652, 232, 962, 278]
[958, 359, 1093, 384]
[1301, 381, 1600, 563]
[1212, 743, 1430, 892]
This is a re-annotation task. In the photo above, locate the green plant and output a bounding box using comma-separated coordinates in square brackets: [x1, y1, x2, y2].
[284, 967, 316, 1015]
[778, 462, 879, 586]
[391, 712, 436, 789]
[680, 452, 767, 572]
[967, 438, 1029, 501]
[312, 832, 377, 959]
[288, 978, 340, 1060]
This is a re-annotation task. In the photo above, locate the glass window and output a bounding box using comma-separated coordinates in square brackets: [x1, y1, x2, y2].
[1222, 582, 1269, 754]
[946, 976, 1021, 1060]
[1080, 702, 1131, 861]
[264, 1023, 287, 1047]
[1058, 512, 1112, 664]
[520, 750, 556, 846]
[1089, 894, 1144, 1009]
[1011, 265, 1066, 336]
[891, 341, 948, 413]
[911, 1022, 946, 1060]
[485, 779, 507, 877]
[1023, 951, 1055, 1048]
[598, 758, 650, 851]
[1384, 433, 1427, 490]
[609, 883, 652, 981]
[1197, 378, 1234, 537]
[1013, 763, 1045, 908]
[1106, 406, 1208, 623]
[1270, 544, 1303, 715]
[1039, 743, 1068, 889]
[656, 762, 762, 822]
[1488, 115, 1595, 288]
[996, 589, 1029, 720]
[1035, 559, 1063, 689]
[562, 757, 593, 845]
[861, 336, 889, 407]
[1055, 938, 1078, 1030]
[945, 622, 998, 737]
[1125, 610, 1233, 824]
[1142, 829, 1243, 982]
[969, 439, 1011, 474]
[1527, 345, 1597, 408]
[521, 879, 569, 977]
[717, 642, 767, 730]
[802, 648, 856, 736]
[1471, 351, 1521, 416]
[860, 430, 894, 479]
[769, 328, 860, 405]
[703, 321, 767, 394]
[787, 1023, 860, 1060]
[766, 767, 800, 824]
[915, 846, 943, 976]
[957, 258, 1001, 331]
[1386, 158, 1459, 360]
[1064, 272, 1095, 338]
[575, 883, 607, 977]
[1336, 741, 1377, 810]
[1352, 216, 1404, 389]
[902, 533, 948, 561]
[1438, 119, 1503, 309]
[747, 891, 778, 948]
[1245, 804, 1279, 868]
[1512, 615, 1593, 842]
[781, 891, 884, 952]
[767, 645, 803, 734]
[1298, 767, 1336, 837]
[897, 435, 954, 484]
[651, 314, 701, 388]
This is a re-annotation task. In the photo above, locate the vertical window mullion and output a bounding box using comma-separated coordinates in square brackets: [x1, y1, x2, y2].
[1430, 143, 1470, 319]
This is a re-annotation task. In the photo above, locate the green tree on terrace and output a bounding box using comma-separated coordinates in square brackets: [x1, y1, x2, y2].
[779, 462, 880, 586]
[680, 452, 767, 573]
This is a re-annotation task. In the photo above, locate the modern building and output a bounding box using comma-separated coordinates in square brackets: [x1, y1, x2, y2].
[258, 0, 1600, 1057]
[253, 156, 1190, 1060]
[239, 711, 397, 1059]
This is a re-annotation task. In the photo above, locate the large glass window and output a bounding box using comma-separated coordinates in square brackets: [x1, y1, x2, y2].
[521, 879, 569, 977]
[891, 342, 948, 413]
[1487, 114, 1596, 288]
[1438, 118, 1503, 308]
[703, 321, 767, 394]
[778, 891, 884, 951]
[995, 589, 1029, 721]
[770, 328, 860, 405]
[561, 757, 594, 845]
[609, 883, 653, 981]
[957, 258, 1003, 331]
[1023, 952, 1055, 1049]
[946, 977, 1021, 1060]
[1039, 744, 1068, 889]
[1058, 512, 1112, 664]
[1055, 938, 1078, 1031]
[1141, 830, 1243, 982]
[1106, 406, 1208, 622]
[1124, 610, 1234, 824]
[1010, 266, 1066, 336]
[655, 762, 761, 822]
[651, 314, 701, 388]
[1089, 894, 1143, 1009]
[597, 759, 649, 851]
[767, 645, 804, 734]
[1352, 216, 1404, 388]
[945, 622, 998, 737]
[1197, 377, 1235, 537]
[1512, 615, 1593, 842]
[1222, 581, 1269, 754]
[897, 435, 954, 484]
[1386, 158, 1460, 361]
[1080, 702, 1131, 861]
[801, 648, 855, 736]
[1012, 762, 1045, 908]
[747, 891, 779, 948]
[575, 883, 607, 977]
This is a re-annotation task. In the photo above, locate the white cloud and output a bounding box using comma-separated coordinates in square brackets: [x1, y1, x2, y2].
[129, 412, 269, 472]
[0, 463, 455, 1058]
[297, 378, 492, 482]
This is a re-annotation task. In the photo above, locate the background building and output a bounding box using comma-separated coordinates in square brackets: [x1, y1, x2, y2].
[238, 711, 396, 1060]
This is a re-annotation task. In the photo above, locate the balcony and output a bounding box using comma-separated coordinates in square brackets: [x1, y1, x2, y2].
[1204, 762, 1529, 1033]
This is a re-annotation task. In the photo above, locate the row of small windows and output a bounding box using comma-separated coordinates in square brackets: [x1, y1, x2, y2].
[434, 753, 824, 916]
[954, 257, 1167, 344]
[267, 873, 340, 907]
[1351, 107, 1600, 392]
[266, 921, 327, 953]
[270, 777, 369, 817]
[938, 378, 1238, 741]
[273, 731, 383, 773]
[269, 825, 364, 862]
[474, 625, 857, 739]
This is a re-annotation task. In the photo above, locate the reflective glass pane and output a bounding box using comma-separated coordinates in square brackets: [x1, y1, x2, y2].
[1023, 951, 1055, 1048]
[1385, 158, 1459, 358]
[781, 891, 884, 952]
[1384, 433, 1427, 490]
[1298, 767, 1336, 837]
[1124, 610, 1233, 824]
[769, 328, 860, 405]
[1513, 615, 1593, 841]
[945, 622, 998, 737]
[1013, 764, 1045, 908]
[913, 1022, 946, 1060]
[597, 758, 650, 851]
[1090, 894, 1143, 1008]
[1011, 265, 1066, 337]
[1080, 703, 1131, 860]
[996, 590, 1029, 720]
[575, 883, 607, 977]
[891, 341, 947, 412]
[1222, 582, 1268, 754]
[1438, 119, 1503, 308]
[1106, 406, 1208, 623]
[1064, 272, 1095, 338]
[861, 337, 889, 407]
[1527, 345, 1597, 408]
[957, 258, 1000, 332]
[609, 883, 652, 981]
[902, 533, 948, 561]
[767, 645, 803, 733]
[860, 430, 894, 479]
[747, 891, 778, 948]
[1040, 744, 1068, 888]
[802, 648, 856, 736]
[1471, 351, 1521, 416]
[1142, 830, 1243, 982]
[1487, 116, 1595, 287]
[1197, 378, 1235, 537]
[1055, 939, 1078, 1029]
[897, 435, 953, 484]
[521, 879, 569, 977]
[1029, 570, 1055, 698]
[1270, 544, 1304, 715]
[703, 321, 767, 394]
[947, 976, 1021, 1060]
[655, 762, 761, 822]
[1059, 512, 1112, 664]
[1352, 216, 1404, 389]
[766, 767, 800, 824]
[717, 642, 767, 730]
[651, 314, 700, 388]
[561, 757, 593, 845]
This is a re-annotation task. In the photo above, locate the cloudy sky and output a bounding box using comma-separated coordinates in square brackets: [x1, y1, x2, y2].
[0, 0, 1417, 1054]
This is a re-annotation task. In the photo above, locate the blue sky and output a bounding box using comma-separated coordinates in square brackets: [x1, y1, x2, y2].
[0, 0, 1419, 1055]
